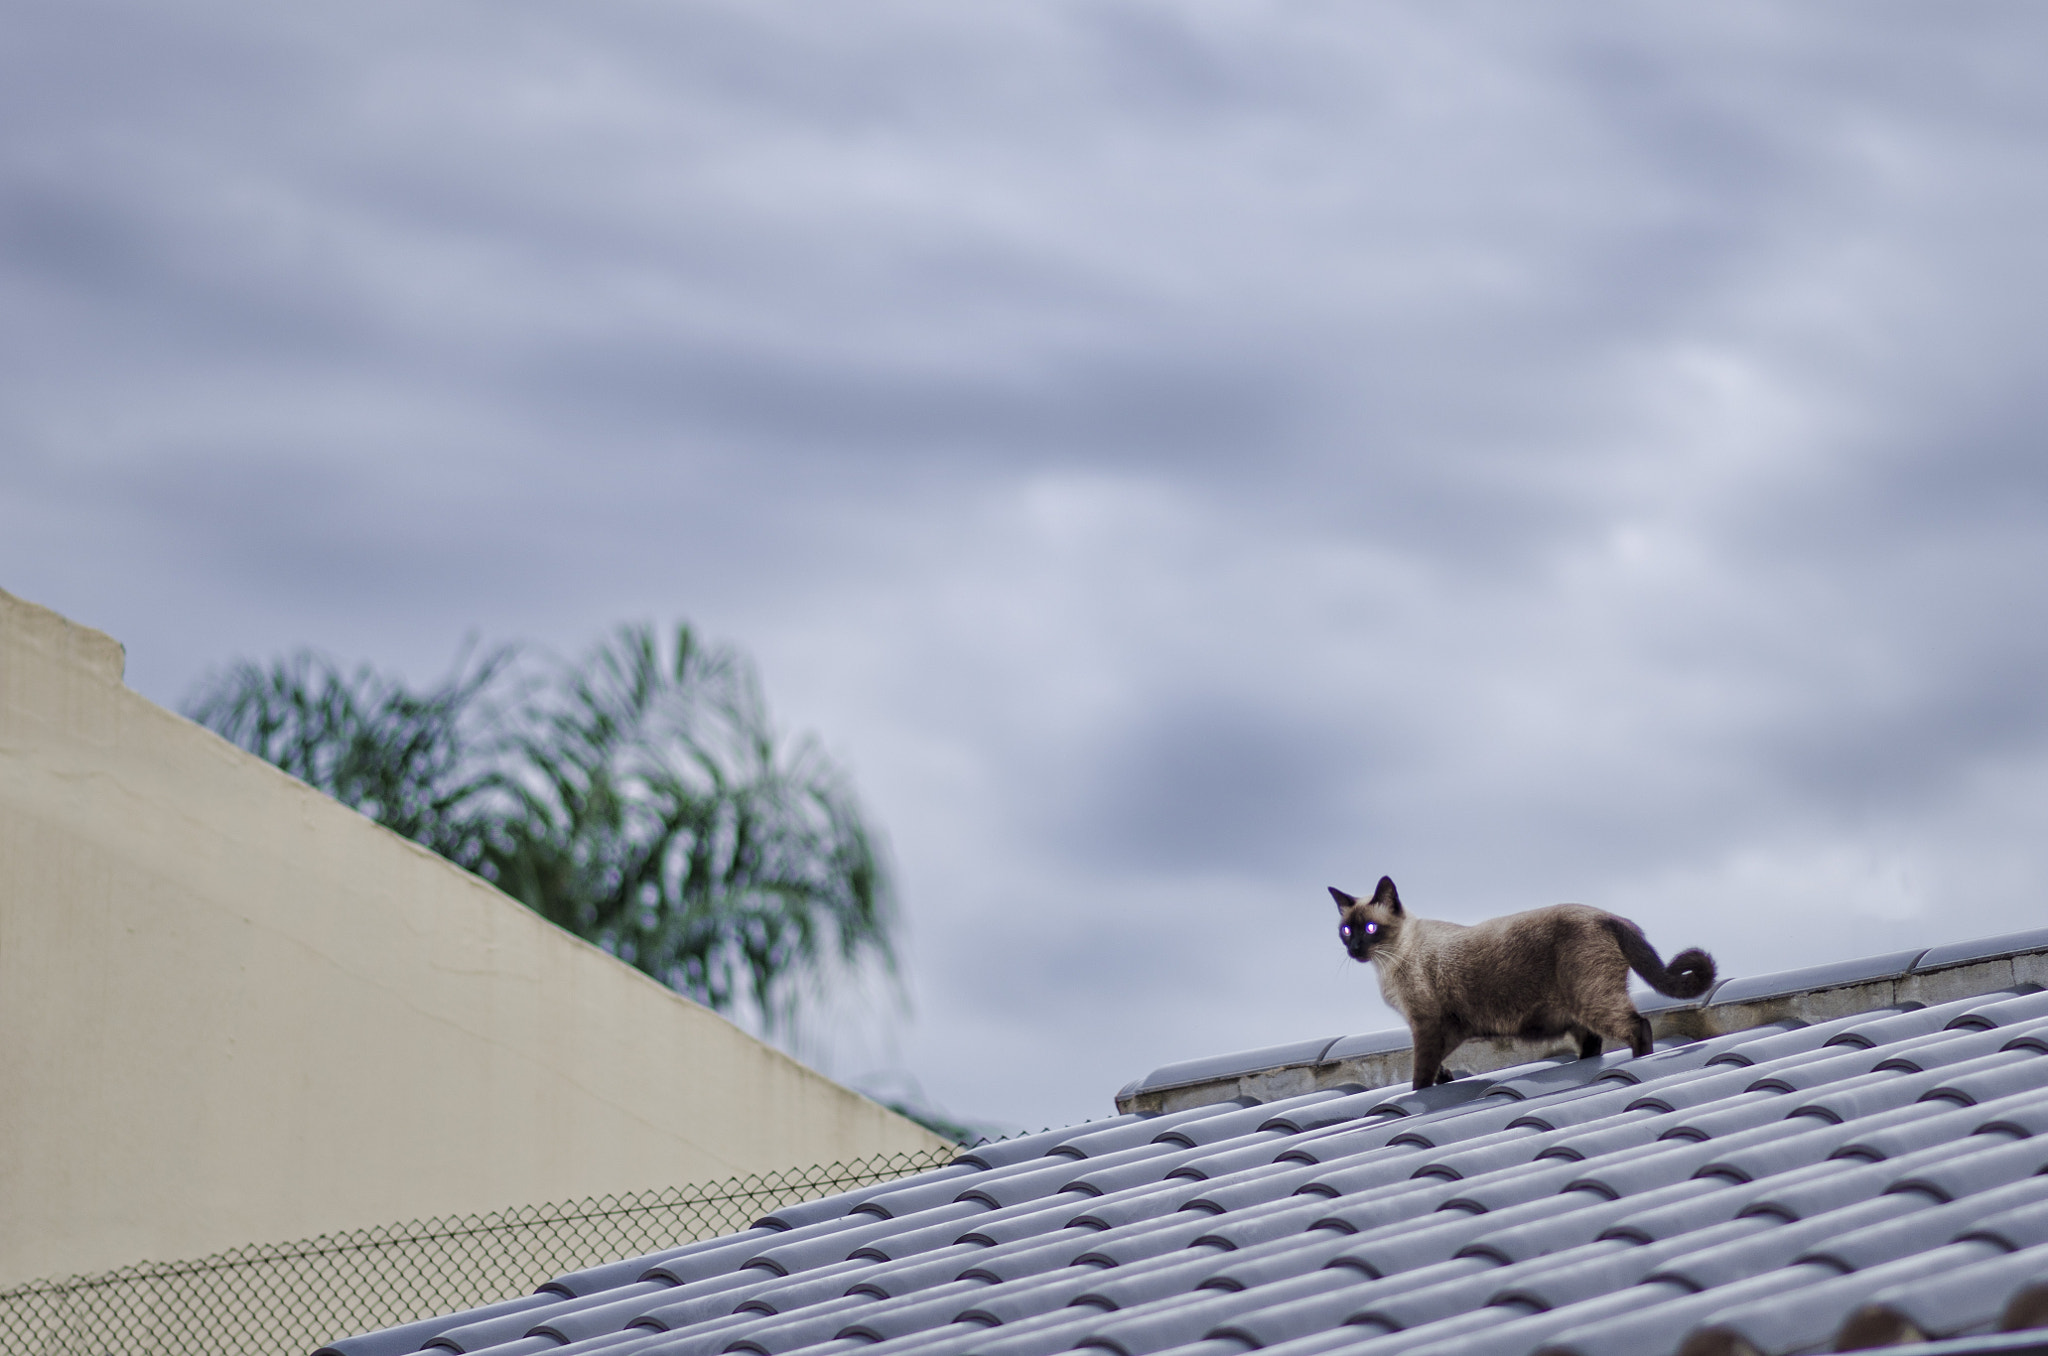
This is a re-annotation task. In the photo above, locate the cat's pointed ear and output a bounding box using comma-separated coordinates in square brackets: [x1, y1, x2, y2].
[1372, 876, 1403, 915]
[1328, 886, 1357, 911]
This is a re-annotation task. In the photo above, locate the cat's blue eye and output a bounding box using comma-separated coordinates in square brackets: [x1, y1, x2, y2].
[1340, 924, 1352, 939]
[1364, 922, 1378, 934]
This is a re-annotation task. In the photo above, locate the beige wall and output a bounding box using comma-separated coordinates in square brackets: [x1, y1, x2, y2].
[0, 590, 946, 1287]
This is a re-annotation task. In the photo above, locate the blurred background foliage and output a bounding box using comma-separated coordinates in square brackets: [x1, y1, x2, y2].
[184, 624, 992, 1139]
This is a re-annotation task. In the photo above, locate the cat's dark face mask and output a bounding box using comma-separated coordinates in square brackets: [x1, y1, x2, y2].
[1329, 877, 1404, 961]
[1337, 913, 1387, 960]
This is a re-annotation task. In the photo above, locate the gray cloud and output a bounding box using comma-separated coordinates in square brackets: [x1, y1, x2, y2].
[7, 0, 2048, 1127]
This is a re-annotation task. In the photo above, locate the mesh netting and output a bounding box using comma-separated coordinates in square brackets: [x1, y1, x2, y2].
[0, 1146, 957, 1356]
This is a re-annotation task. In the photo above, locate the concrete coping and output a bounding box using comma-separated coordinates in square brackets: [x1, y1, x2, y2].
[1114, 925, 2048, 1116]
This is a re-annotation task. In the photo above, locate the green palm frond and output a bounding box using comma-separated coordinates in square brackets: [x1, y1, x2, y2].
[184, 624, 896, 1036]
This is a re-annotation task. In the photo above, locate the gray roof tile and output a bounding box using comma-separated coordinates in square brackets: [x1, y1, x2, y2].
[747, 1203, 985, 1274]
[737, 1262, 889, 1315]
[954, 1192, 1096, 1246]
[1703, 1007, 1907, 1065]
[1437, 1096, 1601, 1141]
[1839, 1238, 2048, 1346]
[1193, 1195, 1345, 1250]
[1050, 1105, 1246, 1158]
[1294, 1148, 1433, 1201]
[530, 1284, 677, 1344]
[1177, 1161, 1328, 1214]
[846, 1243, 986, 1298]
[1738, 1043, 1897, 1092]
[1316, 1029, 1412, 1063]
[1688, 1239, 2006, 1356]
[805, 1279, 988, 1342]
[1169, 1137, 1299, 1179]
[1968, 1192, 2048, 1252]
[645, 1219, 865, 1285]
[1267, 1120, 1415, 1166]
[950, 1267, 1106, 1327]
[438, 1335, 562, 1356]
[1652, 1089, 1789, 1141]
[1712, 948, 1927, 1004]
[1889, 1132, 2048, 1201]
[1948, 986, 2048, 1031]
[1922, 1049, 2048, 1105]
[1618, 1063, 1791, 1113]
[1471, 1054, 1626, 1101]
[938, 1228, 1092, 1284]
[1215, 1269, 1416, 1347]
[1791, 1054, 2018, 1120]
[315, 1294, 561, 1356]
[1839, 1095, 2040, 1161]
[1333, 1189, 1607, 1277]
[1823, 1002, 1967, 1049]
[634, 1265, 847, 1332]
[1561, 1136, 1724, 1197]
[715, 1293, 888, 1354]
[1408, 1125, 1557, 1179]
[1475, 1178, 1726, 1256]
[1540, 1266, 1831, 1356]
[1154, 1100, 1322, 1147]
[948, 1153, 1137, 1211]
[1801, 1195, 2002, 1272]
[541, 1332, 676, 1356]
[1087, 1271, 1357, 1355]
[1360, 1076, 1500, 1120]
[1067, 1180, 1209, 1230]
[328, 936, 2048, 1356]
[1069, 1214, 1221, 1269]
[1128, 1040, 1339, 1095]
[1200, 1230, 1360, 1289]
[633, 1306, 781, 1353]
[1916, 927, 2048, 972]
[1507, 1222, 1766, 1310]
[955, 1121, 1141, 1170]
[1070, 1244, 1232, 1311]
[762, 1173, 977, 1230]
[431, 1289, 651, 1352]
[1060, 1146, 1207, 1197]
[1504, 1082, 1657, 1130]
[1372, 1301, 1543, 1354]
[1602, 1024, 1801, 1079]
[543, 1246, 732, 1299]
[1439, 1158, 1595, 1212]
[1364, 1238, 1630, 1331]
[948, 1302, 1116, 1356]
[1257, 1088, 1406, 1133]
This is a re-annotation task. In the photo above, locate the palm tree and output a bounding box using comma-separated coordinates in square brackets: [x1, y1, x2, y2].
[186, 624, 895, 1038]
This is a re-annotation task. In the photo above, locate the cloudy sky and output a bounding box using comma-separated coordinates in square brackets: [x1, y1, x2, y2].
[6, 0, 2048, 1132]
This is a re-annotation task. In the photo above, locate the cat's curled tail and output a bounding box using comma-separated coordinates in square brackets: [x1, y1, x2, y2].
[1603, 918, 1717, 999]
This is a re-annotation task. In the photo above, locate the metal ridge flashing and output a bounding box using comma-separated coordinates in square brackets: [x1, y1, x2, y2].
[1114, 928, 2048, 1115]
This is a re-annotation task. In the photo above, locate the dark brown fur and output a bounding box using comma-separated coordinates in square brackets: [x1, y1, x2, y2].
[1330, 876, 1715, 1090]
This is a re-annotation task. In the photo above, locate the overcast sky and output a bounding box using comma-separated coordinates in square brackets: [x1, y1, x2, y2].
[6, 0, 2048, 1133]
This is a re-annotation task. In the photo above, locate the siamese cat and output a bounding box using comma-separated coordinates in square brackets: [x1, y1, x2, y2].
[1330, 876, 1716, 1090]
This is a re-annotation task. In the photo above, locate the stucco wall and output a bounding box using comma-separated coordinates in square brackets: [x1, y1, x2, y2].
[0, 589, 946, 1287]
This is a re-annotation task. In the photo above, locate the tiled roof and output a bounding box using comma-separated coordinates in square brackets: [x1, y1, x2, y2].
[325, 945, 2048, 1356]
[1115, 926, 2048, 1114]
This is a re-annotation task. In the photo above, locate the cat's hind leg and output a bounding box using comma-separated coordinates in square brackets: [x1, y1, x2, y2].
[1574, 1027, 1603, 1059]
[1586, 1003, 1653, 1059]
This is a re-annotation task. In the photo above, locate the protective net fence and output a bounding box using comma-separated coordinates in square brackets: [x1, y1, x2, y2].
[0, 1146, 957, 1356]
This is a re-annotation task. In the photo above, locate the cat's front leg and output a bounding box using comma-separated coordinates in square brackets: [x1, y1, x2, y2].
[1409, 1021, 1452, 1090]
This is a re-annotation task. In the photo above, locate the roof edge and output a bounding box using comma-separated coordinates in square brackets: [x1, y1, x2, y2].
[1114, 927, 2048, 1115]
